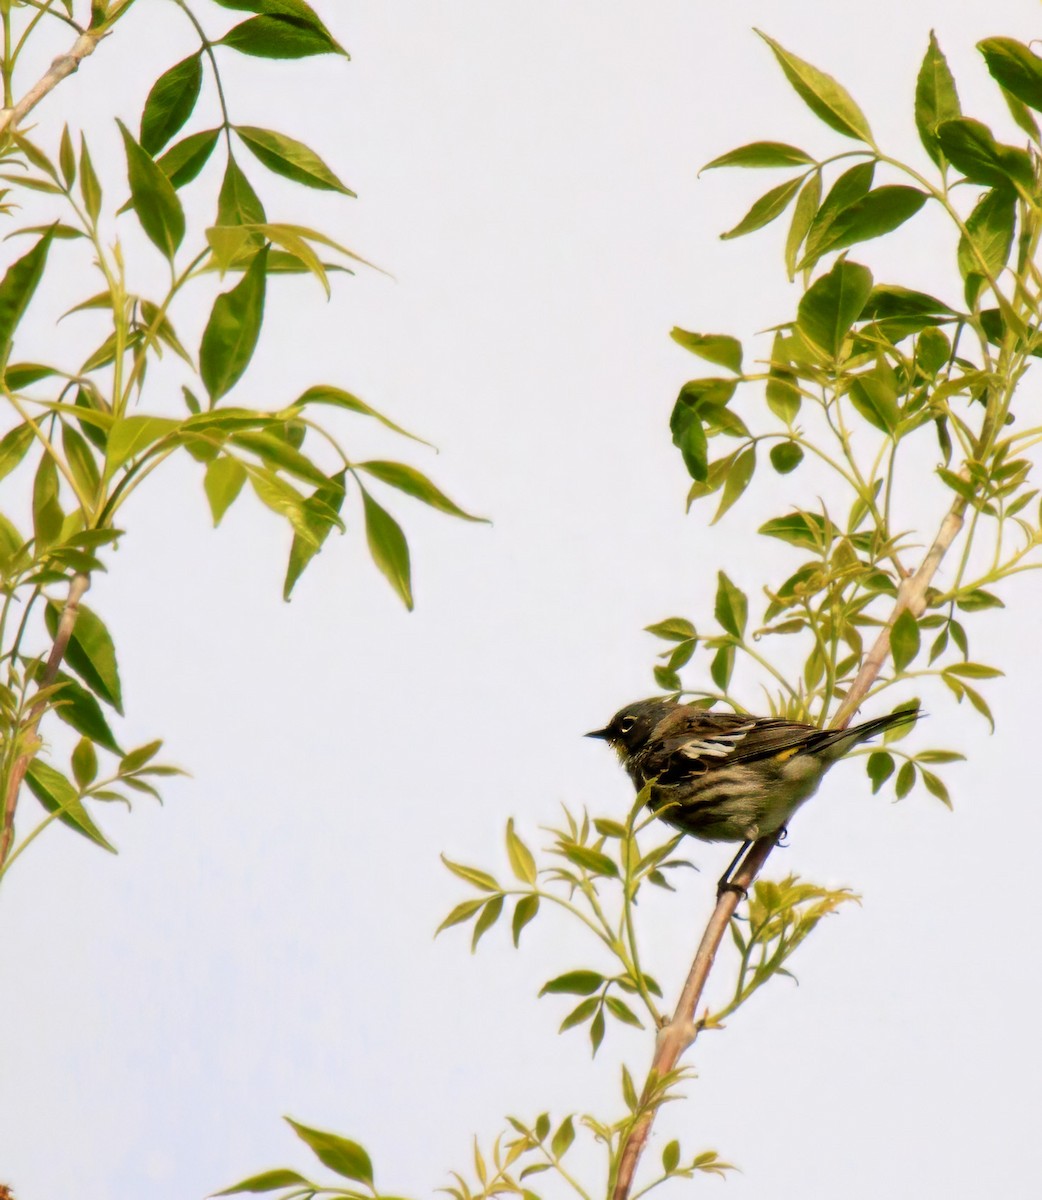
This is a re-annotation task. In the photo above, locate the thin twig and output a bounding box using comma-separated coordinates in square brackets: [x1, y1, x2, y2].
[0, 30, 104, 137]
[0, 572, 89, 871]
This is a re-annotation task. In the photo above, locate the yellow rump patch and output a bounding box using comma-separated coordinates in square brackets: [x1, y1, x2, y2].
[773, 745, 803, 762]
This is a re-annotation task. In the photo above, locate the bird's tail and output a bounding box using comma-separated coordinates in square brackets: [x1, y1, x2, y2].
[814, 706, 921, 759]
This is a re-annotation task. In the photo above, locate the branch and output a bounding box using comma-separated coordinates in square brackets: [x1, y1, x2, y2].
[0, 572, 90, 871]
[612, 489, 972, 1199]
[831, 491, 968, 728]
[612, 837, 774, 1200]
[0, 30, 106, 137]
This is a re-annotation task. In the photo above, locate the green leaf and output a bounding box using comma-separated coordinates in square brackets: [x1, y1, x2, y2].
[200, 245, 268, 401]
[714, 571, 747, 638]
[670, 404, 707, 481]
[551, 1116, 575, 1158]
[361, 486, 412, 610]
[213, 0, 347, 54]
[915, 31, 961, 166]
[472, 894, 504, 950]
[230, 430, 326, 486]
[955, 588, 1003, 612]
[219, 14, 340, 57]
[785, 171, 821, 281]
[435, 898, 486, 934]
[156, 128, 220, 189]
[803, 186, 927, 262]
[669, 378, 736, 482]
[894, 761, 916, 799]
[920, 769, 951, 808]
[67, 740, 99, 795]
[720, 176, 802, 240]
[140, 52, 202, 154]
[506, 818, 537, 884]
[645, 617, 696, 642]
[605, 996, 643, 1028]
[801, 161, 875, 267]
[106, 416, 180, 472]
[702, 141, 814, 170]
[62, 423, 100, 496]
[669, 329, 742, 373]
[562, 844, 618, 877]
[936, 118, 1034, 191]
[214, 1168, 310, 1195]
[849, 373, 898, 434]
[53, 673, 122, 754]
[295, 385, 430, 446]
[357, 461, 486, 521]
[978, 37, 1042, 112]
[25, 759, 116, 852]
[118, 121, 185, 259]
[0, 422, 32, 482]
[283, 470, 346, 600]
[559, 996, 599, 1032]
[756, 30, 874, 142]
[235, 125, 354, 195]
[957, 187, 1015, 295]
[759, 511, 821, 550]
[944, 662, 1002, 679]
[711, 445, 755, 523]
[766, 334, 801, 422]
[960, 681, 995, 731]
[79, 135, 102, 222]
[32, 453, 62, 552]
[867, 751, 894, 794]
[46, 601, 123, 713]
[217, 155, 267, 226]
[0, 227, 56, 363]
[204, 456, 247, 525]
[512, 894, 539, 946]
[540, 970, 605, 997]
[284, 1118, 373, 1186]
[769, 442, 803, 473]
[662, 1141, 681, 1173]
[890, 609, 920, 672]
[55, 125, 74, 188]
[796, 258, 873, 358]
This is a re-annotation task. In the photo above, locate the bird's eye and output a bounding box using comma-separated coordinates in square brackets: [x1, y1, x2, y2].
[619, 716, 637, 734]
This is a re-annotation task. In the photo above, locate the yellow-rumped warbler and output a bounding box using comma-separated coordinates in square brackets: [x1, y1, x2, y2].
[587, 698, 920, 844]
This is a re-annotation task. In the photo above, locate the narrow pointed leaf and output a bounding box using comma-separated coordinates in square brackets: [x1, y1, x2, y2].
[357, 461, 486, 521]
[0, 228, 55, 362]
[140, 52, 203, 154]
[720, 176, 802, 240]
[702, 141, 814, 170]
[200, 245, 267, 400]
[25, 759, 116, 852]
[361, 486, 412, 609]
[284, 1118, 373, 1186]
[118, 121, 184, 259]
[916, 31, 961, 166]
[756, 30, 873, 142]
[796, 259, 873, 357]
[235, 125, 353, 194]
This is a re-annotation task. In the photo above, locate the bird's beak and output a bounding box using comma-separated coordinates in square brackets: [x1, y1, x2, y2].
[585, 728, 611, 740]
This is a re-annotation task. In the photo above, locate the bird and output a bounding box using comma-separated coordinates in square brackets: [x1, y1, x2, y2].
[586, 697, 920, 848]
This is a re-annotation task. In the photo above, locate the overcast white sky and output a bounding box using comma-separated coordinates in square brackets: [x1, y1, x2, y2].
[2, 2, 1042, 1198]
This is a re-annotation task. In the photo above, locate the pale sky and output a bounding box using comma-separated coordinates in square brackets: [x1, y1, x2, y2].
[2, 2, 1041, 1198]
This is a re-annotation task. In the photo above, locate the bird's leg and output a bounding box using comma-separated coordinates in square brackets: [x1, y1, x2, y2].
[716, 840, 751, 901]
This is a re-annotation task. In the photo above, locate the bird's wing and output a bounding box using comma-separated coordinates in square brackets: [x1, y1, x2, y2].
[643, 710, 822, 782]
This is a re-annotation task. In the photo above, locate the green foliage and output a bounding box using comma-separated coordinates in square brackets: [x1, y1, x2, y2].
[0, 0, 481, 879]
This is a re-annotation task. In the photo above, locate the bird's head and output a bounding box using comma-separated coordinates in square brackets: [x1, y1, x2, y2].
[585, 698, 676, 757]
